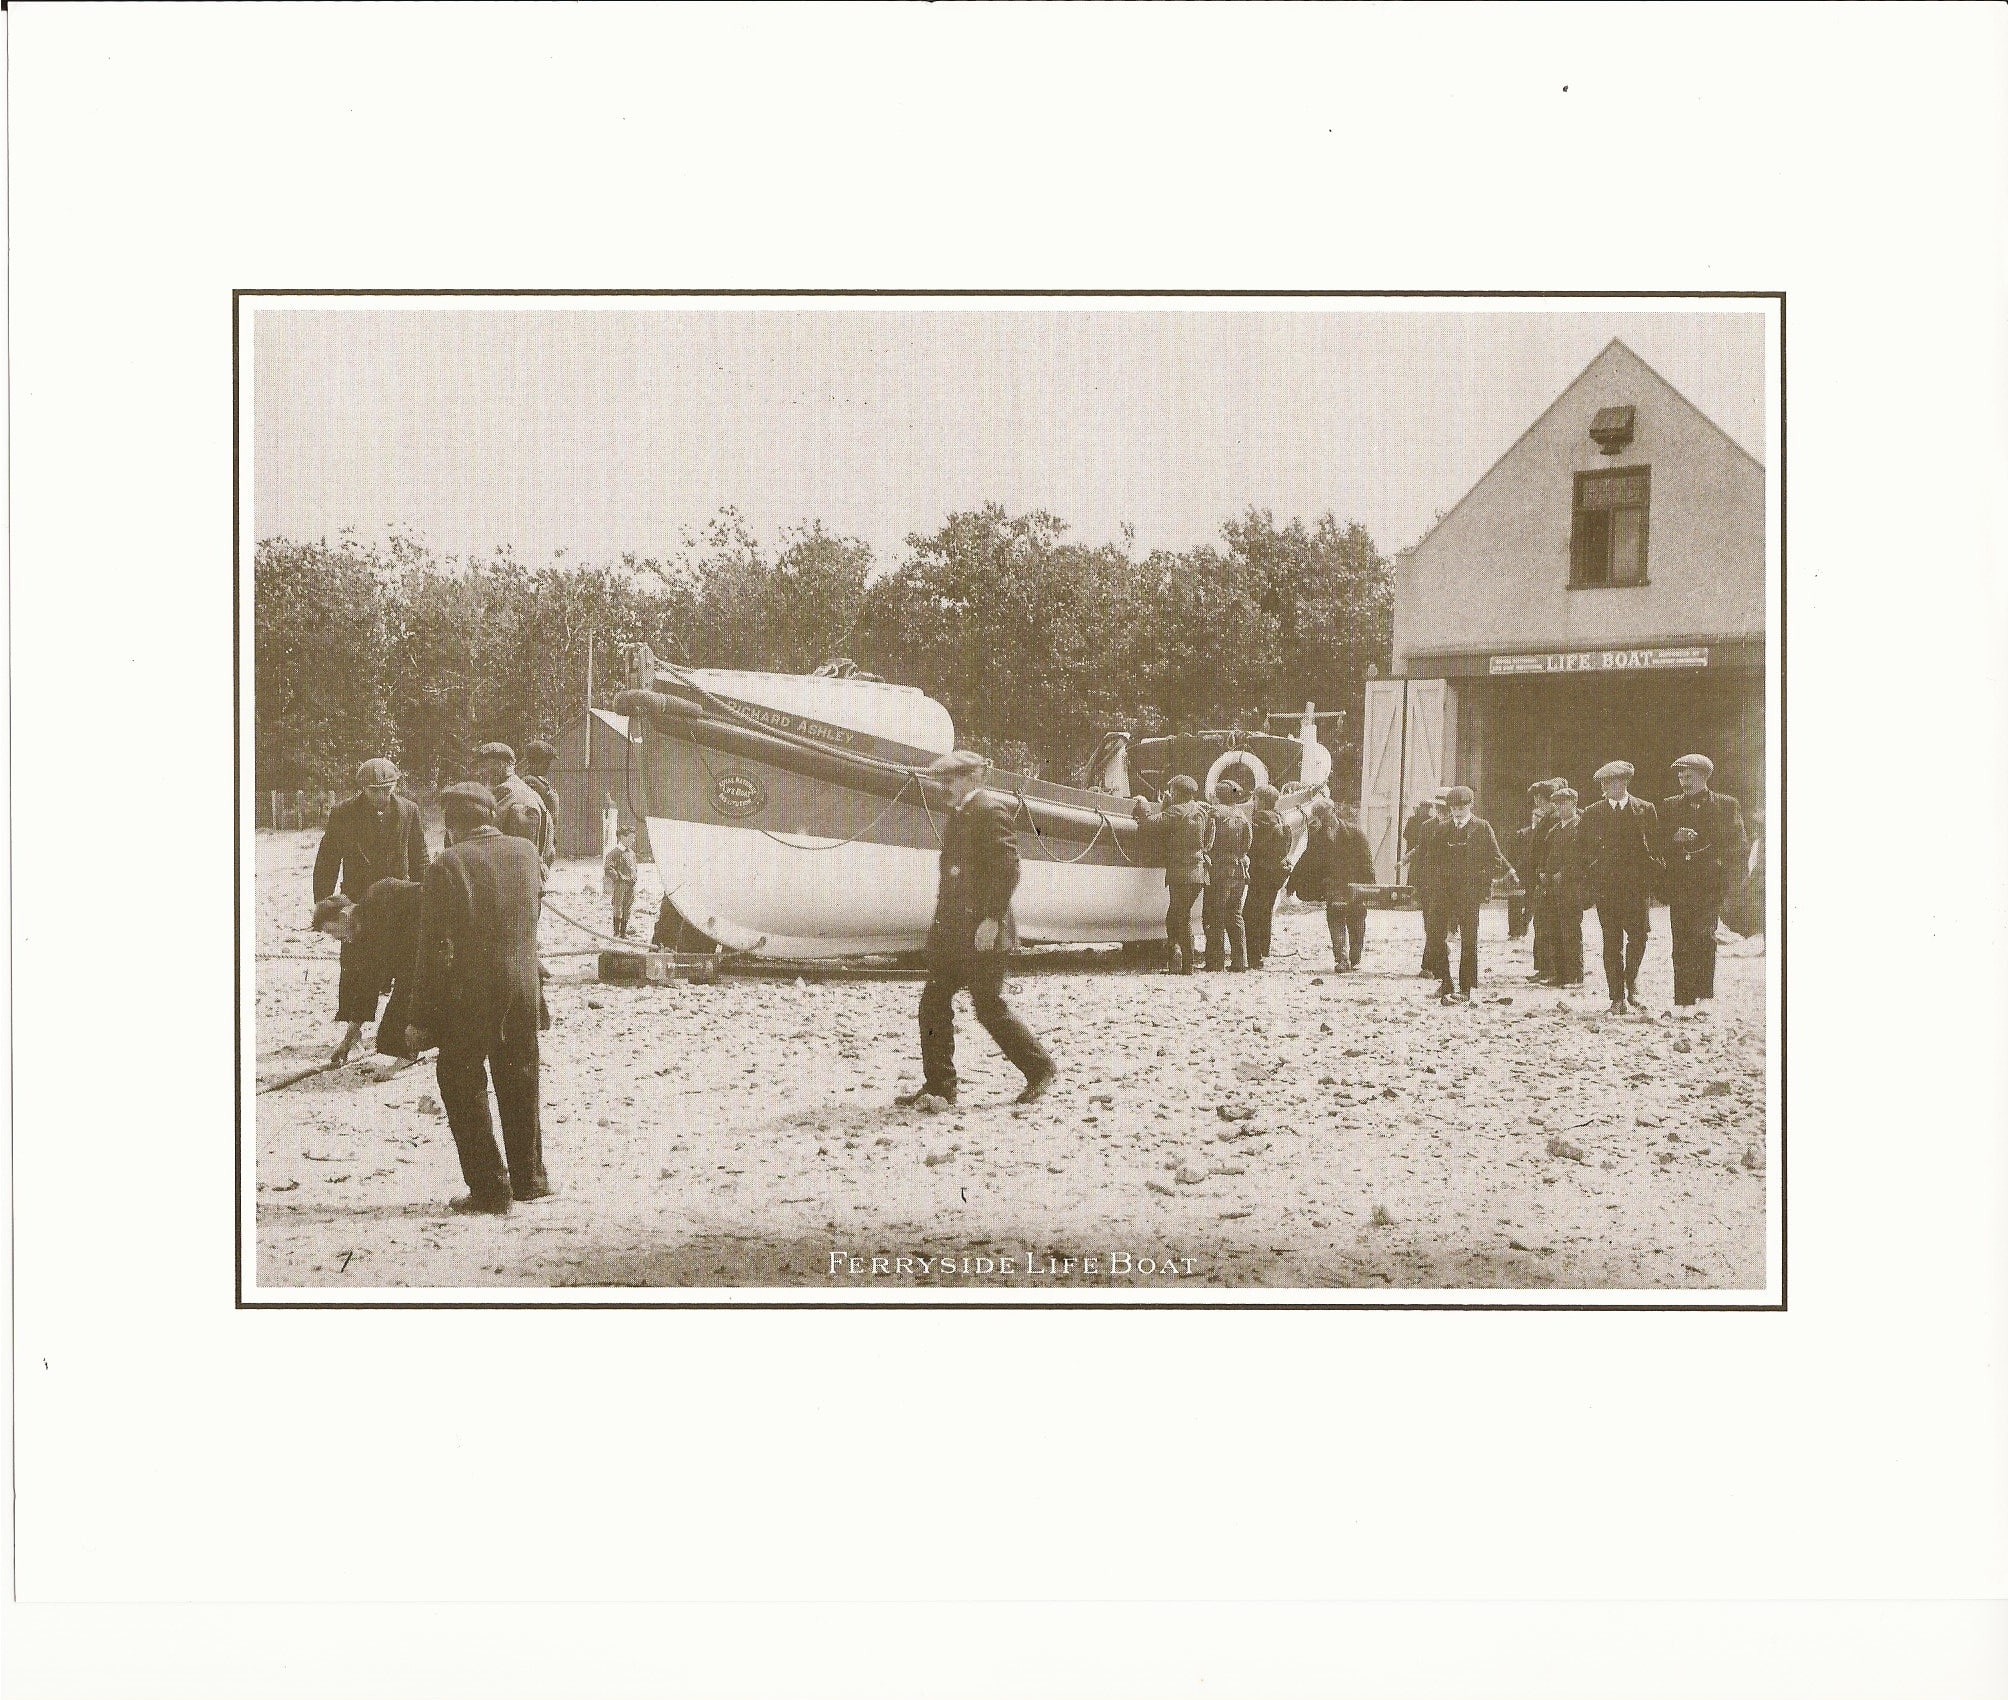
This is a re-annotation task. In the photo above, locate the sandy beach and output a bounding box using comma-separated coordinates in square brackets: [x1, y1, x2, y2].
[251, 831, 1768, 1292]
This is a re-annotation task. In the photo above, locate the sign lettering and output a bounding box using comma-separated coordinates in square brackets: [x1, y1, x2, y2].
[1489, 646, 1708, 676]
[710, 771, 769, 818]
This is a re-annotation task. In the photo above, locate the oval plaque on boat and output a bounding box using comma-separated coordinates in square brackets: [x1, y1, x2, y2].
[710, 770, 768, 818]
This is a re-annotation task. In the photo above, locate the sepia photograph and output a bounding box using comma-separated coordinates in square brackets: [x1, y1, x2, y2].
[239, 293, 1779, 1303]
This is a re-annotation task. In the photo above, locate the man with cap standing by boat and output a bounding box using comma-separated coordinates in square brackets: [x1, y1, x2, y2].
[519, 737, 563, 843]
[474, 742, 556, 872]
[1659, 754, 1747, 1014]
[1429, 785, 1515, 1003]
[897, 751, 1056, 1109]
[403, 782, 551, 1213]
[1578, 760, 1662, 1016]
[312, 757, 430, 1064]
[1243, 783, 1291, 970]
[1535, 786, 1588, 987]
[1133, 774, 1214, 975]
[1201, 779, 1252, 972]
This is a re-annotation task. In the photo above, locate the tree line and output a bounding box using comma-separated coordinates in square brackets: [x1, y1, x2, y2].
[254, 504, 1393, 795]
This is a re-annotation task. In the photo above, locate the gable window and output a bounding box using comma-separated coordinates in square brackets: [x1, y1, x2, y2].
[1570, 466, 1650, 587]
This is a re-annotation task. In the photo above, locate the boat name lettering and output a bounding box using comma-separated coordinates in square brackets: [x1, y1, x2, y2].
[710, 771, 769, 818]
[725, 698, 861, 748]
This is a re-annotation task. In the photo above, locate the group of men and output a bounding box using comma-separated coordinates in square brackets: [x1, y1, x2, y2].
[1402, 753, 1750, 1016]
[1129, 777, 1296, 973]
[294, 733, 1754, 1210]
[308, 740, 561, 1214]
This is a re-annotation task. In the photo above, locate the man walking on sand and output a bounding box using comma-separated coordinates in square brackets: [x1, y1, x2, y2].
[312, 757, 429, 1063]
[896, 751, 1056, 1111]
[1579, 759, 1662, 1016]
[404, 783, 551, 1214]
[1429, 785, 1515, 1004]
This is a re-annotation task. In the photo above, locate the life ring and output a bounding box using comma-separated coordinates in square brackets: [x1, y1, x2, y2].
[1205, 748, 1269, 802]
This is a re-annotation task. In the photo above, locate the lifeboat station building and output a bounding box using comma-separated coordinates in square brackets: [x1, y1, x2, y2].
[1359, 339, 1766, 882]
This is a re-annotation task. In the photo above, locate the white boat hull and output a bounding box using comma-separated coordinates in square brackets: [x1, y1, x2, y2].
[646, 816, 1170, 959]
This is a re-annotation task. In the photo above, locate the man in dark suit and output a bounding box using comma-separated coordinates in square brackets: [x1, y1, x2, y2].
[1405, 790, 1451, 979]
[312, 877, 424, 1065]
[1660, 753, 1749, 1013]
[897, 751, 1056, 1110]
[404, 783, 549, 1214]
[1133, 774, 1215, 975]
[519, 738, 563, 841]
[1201, 779, 1252, 972]
[1243, 783, 1292, 970]
[474, 741, 556, 872]
[1535, 787, 1588, 986]
[1323, 800, 1379, 971]
[312, 757, 430, 1064]
[1430, 786, 1515, 1002]
[1578, 759, 1662, 1016]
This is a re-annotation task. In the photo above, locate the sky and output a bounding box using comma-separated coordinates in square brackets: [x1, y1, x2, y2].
[254, 304, 1766, 570]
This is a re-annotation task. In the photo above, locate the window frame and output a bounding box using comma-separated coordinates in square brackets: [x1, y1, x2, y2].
[1569, 464, 1652, 590]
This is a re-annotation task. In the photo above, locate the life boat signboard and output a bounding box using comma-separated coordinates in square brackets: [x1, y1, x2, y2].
[710, 771, 768, 817]
[1489, 645, 1709, 676]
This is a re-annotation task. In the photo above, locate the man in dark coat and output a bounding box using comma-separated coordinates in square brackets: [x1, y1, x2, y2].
[1243, 783, 1292, 969]
[1578, 759, 1663, 1015]
[404, 783, 549, 1214]
[1325, 800, 1378, 970]
[1659, 753, 1748, 1012]
[520, 738, 563, 841]
[312, 758, 430, 1064]
[1201, 779, 1252, 971]
[474, 741, 556, 872]
[312, 877, 424, 1064]
[1516, 779, 1564, 978]
[1535, 787, 1588, 986]
[1507, 783, 1555, 942]
[1405, 790, 1450, 979]
[897, 751, 1056, 1108]
[1429, 786, 1515, 1002]
[1133, 774, 1214, 974]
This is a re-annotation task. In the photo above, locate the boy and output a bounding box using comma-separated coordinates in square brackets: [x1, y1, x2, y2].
[604, 824, 640, 938]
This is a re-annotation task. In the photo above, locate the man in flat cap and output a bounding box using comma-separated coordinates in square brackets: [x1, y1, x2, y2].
[1514, 778, 1566, 980]
[1403, 788, 1452, 981]
[403, 782, 550, 1213]
[1508, 780, 1558, 946]
[474, 742, 555, 872]
[1534, 786, 1588, 986]
[1133, 774, 1214, 974]
[1428, 785, 1515, 1003]
[519, 737, 563, 840]
[1659, 754, 1748, 1014]
[1578, 760, 1662, 1015]
[1243, 783, 1292, 970]
[1201, 778, 1252, 971]
[312, 757, 430, 1064]
[897, 751, 1056, 1110]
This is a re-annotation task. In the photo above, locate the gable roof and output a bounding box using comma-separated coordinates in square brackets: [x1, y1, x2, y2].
[1405, 338, 1764, 556]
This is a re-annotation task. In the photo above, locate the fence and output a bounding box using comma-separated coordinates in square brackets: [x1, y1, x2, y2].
[262, 790, 341, 830]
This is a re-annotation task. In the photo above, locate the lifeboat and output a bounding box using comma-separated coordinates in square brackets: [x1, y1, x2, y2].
[612, 649, 1330, 959]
